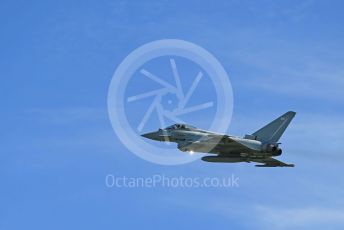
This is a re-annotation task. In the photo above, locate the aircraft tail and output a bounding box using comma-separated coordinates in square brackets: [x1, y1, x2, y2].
[251, 111, 296, 143]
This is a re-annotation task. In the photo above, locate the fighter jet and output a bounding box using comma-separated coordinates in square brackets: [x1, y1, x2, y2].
[142, 111, 296, 167]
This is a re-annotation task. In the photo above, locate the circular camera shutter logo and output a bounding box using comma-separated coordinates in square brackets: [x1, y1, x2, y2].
[108, 39, 233, 165]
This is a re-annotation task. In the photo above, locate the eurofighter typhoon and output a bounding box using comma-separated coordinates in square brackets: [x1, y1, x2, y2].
[142, 111, 296, 167]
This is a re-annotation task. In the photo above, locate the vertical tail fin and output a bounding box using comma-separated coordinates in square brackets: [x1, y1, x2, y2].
[251, 111, 296, 143]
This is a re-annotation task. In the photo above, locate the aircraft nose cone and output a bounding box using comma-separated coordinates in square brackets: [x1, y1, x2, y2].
[141, 132, 158, 140]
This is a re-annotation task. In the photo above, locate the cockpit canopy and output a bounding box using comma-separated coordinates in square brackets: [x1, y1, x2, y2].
[165, 124, 196, 130]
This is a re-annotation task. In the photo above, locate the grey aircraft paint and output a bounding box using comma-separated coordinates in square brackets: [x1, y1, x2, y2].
[142, 111, 296, 167]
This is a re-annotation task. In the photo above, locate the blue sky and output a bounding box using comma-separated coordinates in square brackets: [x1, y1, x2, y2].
[1, 0, 344, 229]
